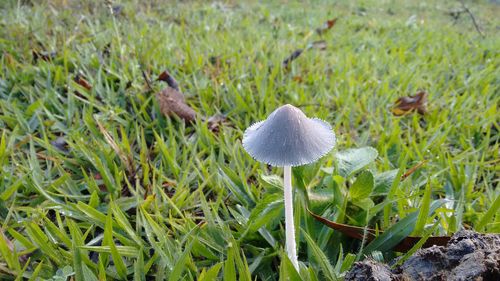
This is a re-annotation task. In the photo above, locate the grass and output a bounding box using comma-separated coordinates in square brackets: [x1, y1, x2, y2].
[0, 0, 499, 280]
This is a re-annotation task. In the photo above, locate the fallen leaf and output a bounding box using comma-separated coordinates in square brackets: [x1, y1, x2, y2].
[74, 74, 92, 91]
[316, 18, 338, 35]
[309, 209, 450, 252]
[207, 114, 230, 133]
[308, 40, 328, 50]
[156, 87, 197, 123]
[157, 70, 180, 91]
[391, 91, 428, 116]
[282, 49, 304, 68]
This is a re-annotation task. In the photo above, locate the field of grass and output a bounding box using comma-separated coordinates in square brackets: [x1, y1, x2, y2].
[0, 0, 499, 280]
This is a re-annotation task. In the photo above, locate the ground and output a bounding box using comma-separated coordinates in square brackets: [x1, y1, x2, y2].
[0, 0, 499, 280]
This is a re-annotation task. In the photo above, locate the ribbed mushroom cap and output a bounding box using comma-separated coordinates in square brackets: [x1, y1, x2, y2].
[242, 104, 336, 167]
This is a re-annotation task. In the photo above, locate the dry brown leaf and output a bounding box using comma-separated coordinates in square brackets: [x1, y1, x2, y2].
[316, 18, 338, 35]
[74, 74, 92, 91]
[309, 40, 328, 50]
[309, 209, 451, 252]
[391, 91, 428, 116]
[207, 114, 230, 133]
[282, 49, 304, 68]
[156, 87, 197, 123]
[157, 70, 180, 91]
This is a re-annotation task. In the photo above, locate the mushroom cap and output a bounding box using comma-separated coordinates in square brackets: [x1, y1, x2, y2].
[242, 104, 336, 167]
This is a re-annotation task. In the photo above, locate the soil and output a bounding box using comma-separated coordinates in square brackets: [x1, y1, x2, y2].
[345, 230, 500, 281]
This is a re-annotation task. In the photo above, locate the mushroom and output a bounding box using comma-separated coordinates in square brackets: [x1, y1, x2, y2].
[242, 104, 336, 270]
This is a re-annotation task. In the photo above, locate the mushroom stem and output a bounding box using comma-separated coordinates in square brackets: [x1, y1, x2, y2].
[284, 165, 299, 270]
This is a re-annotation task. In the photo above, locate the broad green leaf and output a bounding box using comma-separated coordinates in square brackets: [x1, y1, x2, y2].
[373, 169, 399, 195]
[307, 184, 334, 212]
[261, 174, 283, 190]
[335, 147, 378, 178]
[352, 197, 375, 211]
[307, 175, 335, 213]
[349, 170, 374, 200]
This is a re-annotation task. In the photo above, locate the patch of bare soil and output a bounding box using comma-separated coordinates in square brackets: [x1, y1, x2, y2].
[345, 230, 500, 281]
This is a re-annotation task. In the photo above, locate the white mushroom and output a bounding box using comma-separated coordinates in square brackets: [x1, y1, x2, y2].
[242, 104, 336, 270]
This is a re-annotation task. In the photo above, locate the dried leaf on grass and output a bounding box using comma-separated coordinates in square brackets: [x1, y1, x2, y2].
[156, 87, 197, 123]
[157, 70, 180, 91]
[316, 18, 338, 35]
[282, 49, 304, 68]
[282, 18, 337, 68]
[309, 209, 450, 252]
[156, 71, 232, 132]
[74, 74, 92, 90]
[308, 40, 328, 50]
[391, 91, 428, 116]
[207, 114, 231, 133]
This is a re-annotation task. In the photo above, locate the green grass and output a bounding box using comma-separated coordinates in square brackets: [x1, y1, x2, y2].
[0, 0, 499, 280]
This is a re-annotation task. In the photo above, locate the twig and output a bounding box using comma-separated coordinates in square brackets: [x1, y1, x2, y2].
[459, 0, 485, 37]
